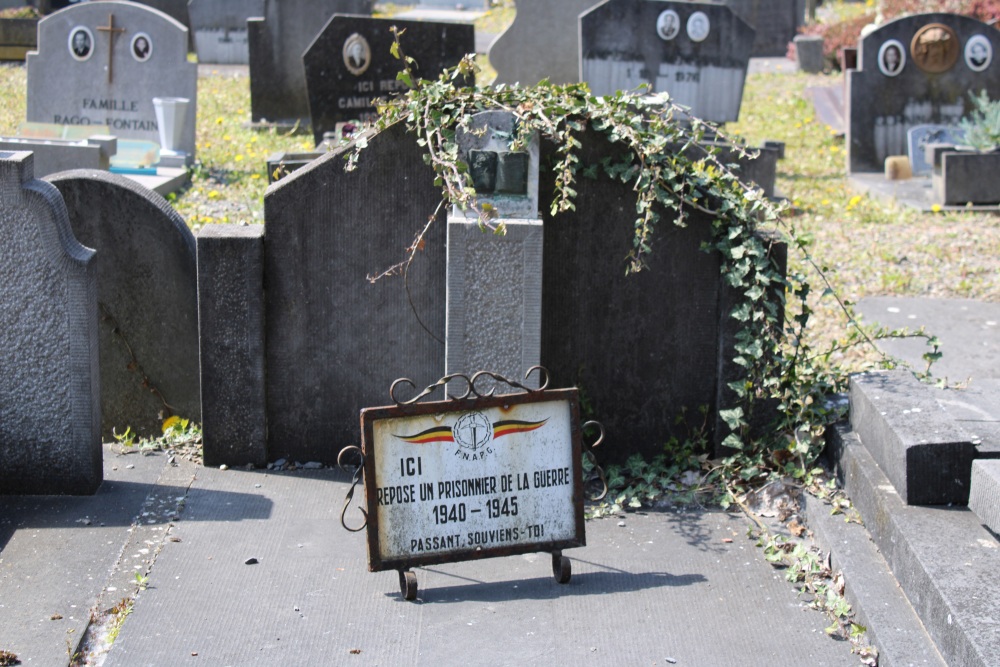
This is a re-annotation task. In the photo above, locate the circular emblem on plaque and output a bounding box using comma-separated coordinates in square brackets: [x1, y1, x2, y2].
[910, 23, 959, 73]
[131, 32, 152, 62]
[343, 33, 371, 76]
[656, 10, 681, 41]
[452, 412, 493, 451]
[878, 39, 906, 77]
[687, 11, 710, 42]
[965, 34, 993, 72]
[68, 26, 93, 61]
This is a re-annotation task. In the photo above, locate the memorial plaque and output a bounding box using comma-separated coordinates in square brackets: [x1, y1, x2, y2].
[303, 15, 474, 145]
[358, 386, 586, 577]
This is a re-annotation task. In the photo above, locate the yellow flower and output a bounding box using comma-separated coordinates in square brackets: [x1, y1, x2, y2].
[208, 189, 220, 199]
[847, 195, 862, 209]
[161, 415, 181, 432]
[234, 154, 244, 162]
[223, 134, 232, 142]
[250, 173, 261, 180]
[215, 117, 224, 125]
[931, 204, 942, 213]
[821, 198, 831, 206]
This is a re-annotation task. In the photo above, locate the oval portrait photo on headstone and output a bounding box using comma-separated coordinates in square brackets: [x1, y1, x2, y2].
[68, 26, 93, 61]
[131, 32, 152, 62]
[965, 34, 992, 72]
[343, 33, 371, 76]
[656, 10, 681, 41]
[686, 11, 710, 42]
[878, 39, 906, 77]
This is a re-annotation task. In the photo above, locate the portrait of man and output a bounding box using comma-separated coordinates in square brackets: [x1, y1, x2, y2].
[656, 10, 680, 41]
[69, 27, 92, 60]
[965, 34, 992, 72]
[132, 33, 151, 62]
[878, 40, 905, 76]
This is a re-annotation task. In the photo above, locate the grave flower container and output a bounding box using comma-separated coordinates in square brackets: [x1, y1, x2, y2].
[928, 145, 1000, 205]
[0, 17, 38, 61]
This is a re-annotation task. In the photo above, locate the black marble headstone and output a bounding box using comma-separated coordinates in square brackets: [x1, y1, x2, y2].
[848, 13, 1000, 173]
[303, 15, 474, 145]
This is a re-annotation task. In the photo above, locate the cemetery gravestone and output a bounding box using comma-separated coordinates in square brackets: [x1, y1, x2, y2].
[47, 170, 201, 439]
[580, 0, 755, 123]
[26, 1, 197, 162]
[0, 152, 101, 495]
[187, 0, 265, 65]
[303, 15, 473, 145]
[488, 0, 599, 86]
[446, 111, 542, 387]
[847, 13, 1000, 173]
[263, 122, 446, 464]
[725, 0, 806, 58]
[248, 0, 373, 126]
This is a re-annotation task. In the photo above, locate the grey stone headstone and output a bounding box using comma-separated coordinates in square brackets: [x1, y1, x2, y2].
[488, 0, 599, 86]
[580, 0, 755, 123]
[263, 122, 445, 464]
[907, 124, 963, 175]
[847, 13, 1000, 173]
[793, 34, 824, 73]
[248, 0, 373, 126]
[969, 459, 1000, 535]
[46, 169, 200, 440]
[188, 0, 265, 65]
[197, 224, 267, 468]
[446, 219, 543, 387]
[26, 1, 197, 160]
[936, 150, 1000, 205]
[849, 370, 978, 505]
[725, 0, 806, 58]
[0, 151, 102, 495]
[303, 15, 473, 145]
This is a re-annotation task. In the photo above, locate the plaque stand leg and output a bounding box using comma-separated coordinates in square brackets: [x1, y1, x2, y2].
[551, 550, 571, 584]
[398, 569, 418, 601]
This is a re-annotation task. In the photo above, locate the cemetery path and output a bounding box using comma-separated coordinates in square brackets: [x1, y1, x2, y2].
[1, 449, 865, 666]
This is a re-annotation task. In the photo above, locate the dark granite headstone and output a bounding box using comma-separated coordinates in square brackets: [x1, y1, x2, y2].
[847, 13, 1000, 173]
[248, 0, 373, 126]
[0, 152, 101, 495]
[580, 0, 755, 123]
[303, 15, 473, 145]
[188, 0, 265, 65]
[263, 123, 446, 464]
[197, 224, 266, 468]
[46, 170, 200, 440]
[259, 122, 784, 464]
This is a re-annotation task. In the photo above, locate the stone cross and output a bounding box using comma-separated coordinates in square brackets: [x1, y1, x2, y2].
[96, 13, 126, 83]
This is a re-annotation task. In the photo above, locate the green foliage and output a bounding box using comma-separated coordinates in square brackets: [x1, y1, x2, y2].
[959, 90, 1000, 151]
[353, 30, 946, 489]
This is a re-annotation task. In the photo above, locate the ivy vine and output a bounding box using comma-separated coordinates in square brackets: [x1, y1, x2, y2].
[349, 30, 940, 493]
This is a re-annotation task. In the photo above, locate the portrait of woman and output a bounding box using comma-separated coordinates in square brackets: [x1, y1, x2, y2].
[965, 34, 993, 72]
[132, 32, 152, 62]
[878, 39, 906, 76]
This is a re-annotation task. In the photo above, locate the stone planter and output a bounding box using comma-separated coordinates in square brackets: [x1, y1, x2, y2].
[926, 143, 1000, 205]
[0, 17, 38, 61]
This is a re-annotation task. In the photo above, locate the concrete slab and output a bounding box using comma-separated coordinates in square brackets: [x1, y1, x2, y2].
[970, 459, 1000, 536]
[850, 370, 978, 505]
[856, 296, 1000, 383]
[828, 423, 1000, 667]
[101, 465, 859, 666]
[806, 84, 845, 136]
[848, 172, 1000, 212]
[0, 446, 180, 666]
[803, 492, 947, 667]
